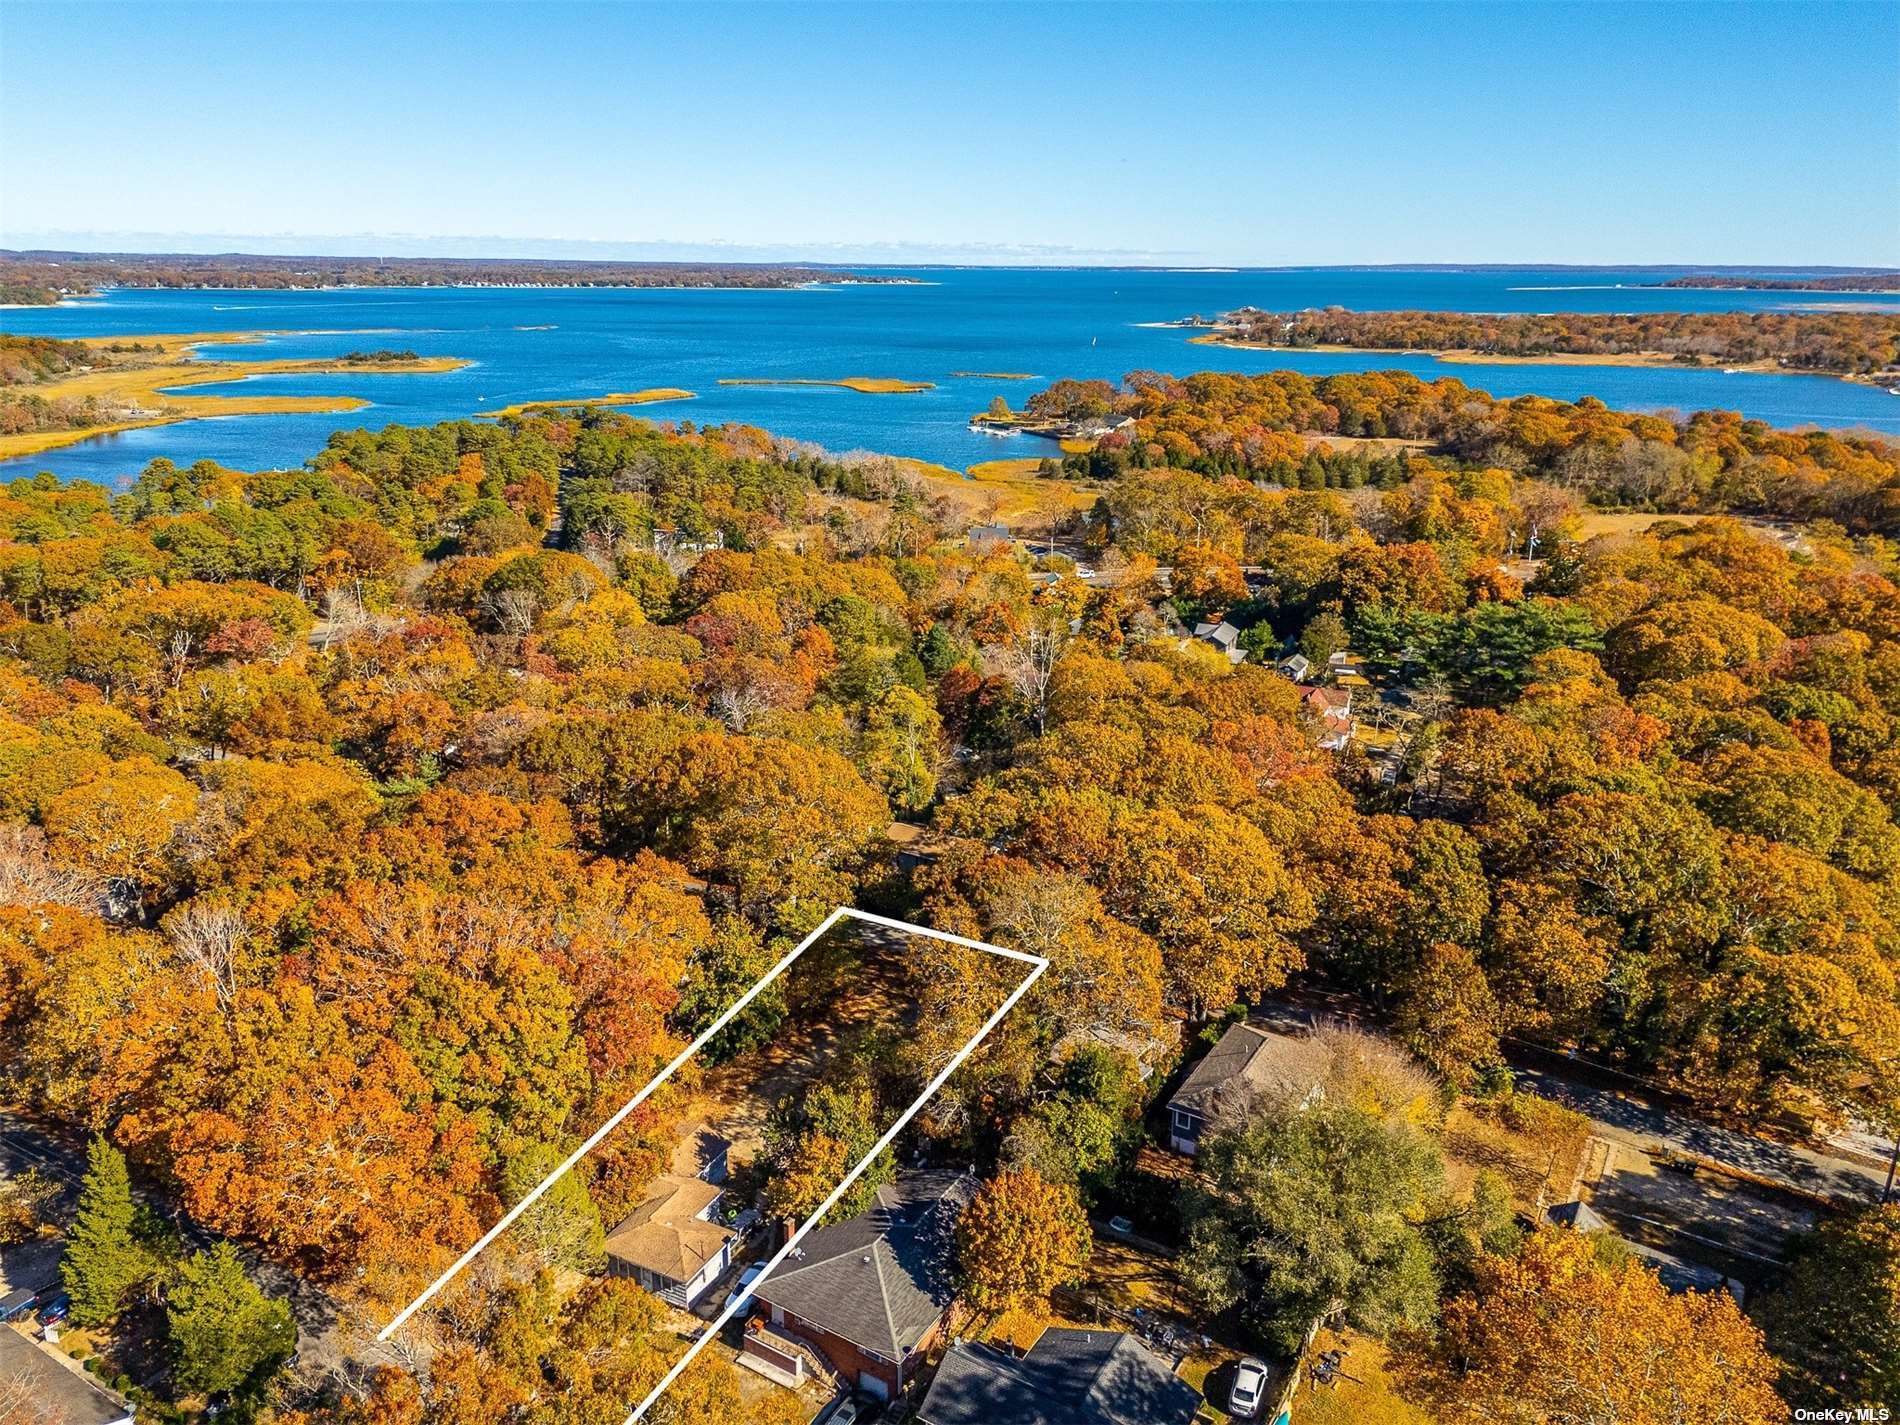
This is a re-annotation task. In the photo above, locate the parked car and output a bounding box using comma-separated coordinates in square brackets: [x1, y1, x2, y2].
[827, 1398, 866, 1425]
[35, 1292, 69, 1327]
[1229, 1357, 1269, 1418]
[724, 1261, 768, 1316]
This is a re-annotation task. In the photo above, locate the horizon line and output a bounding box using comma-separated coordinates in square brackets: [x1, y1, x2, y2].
[4, 246, 1896, 276]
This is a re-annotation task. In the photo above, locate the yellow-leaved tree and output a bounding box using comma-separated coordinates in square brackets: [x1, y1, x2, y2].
[955, 1167, 1091, 1314]
[1395, 1227, 1785, 1425]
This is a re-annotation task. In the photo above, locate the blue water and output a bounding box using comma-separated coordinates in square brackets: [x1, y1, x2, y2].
[5, 268, 1898, 485]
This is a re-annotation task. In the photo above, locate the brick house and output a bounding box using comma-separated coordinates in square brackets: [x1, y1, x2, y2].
[748, 1172, 970, 1402]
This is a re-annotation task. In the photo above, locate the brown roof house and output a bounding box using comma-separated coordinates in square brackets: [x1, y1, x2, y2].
[749, 1171, 971, 1403]
[919, 1327, 1202, 1425]
[603, 1124, 736, 1310]
[1302, 683, 1355, 751]
[1165, 1023, 1329, 1156]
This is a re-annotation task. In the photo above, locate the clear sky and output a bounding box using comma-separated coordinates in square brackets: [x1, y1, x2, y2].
[2, 0, 1896, 267]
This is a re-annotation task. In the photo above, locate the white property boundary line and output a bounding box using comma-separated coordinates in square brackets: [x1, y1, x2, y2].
[376, 906, 1047, 1423]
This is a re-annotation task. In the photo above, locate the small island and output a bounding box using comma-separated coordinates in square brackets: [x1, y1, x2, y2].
[1184, 306, 1900, 384]
[716, 376, 934, 393]
[0, 329, 469, 458]
[478, 389, 696, 419]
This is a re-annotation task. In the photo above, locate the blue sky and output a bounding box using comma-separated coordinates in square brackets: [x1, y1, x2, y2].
[2, 0, 1895, 266]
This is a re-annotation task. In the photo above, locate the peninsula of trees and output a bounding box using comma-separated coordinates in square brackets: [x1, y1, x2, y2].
[1006, 366, 1900, 534]
[0, 251, 911, 304]
[1653, 271, 1900, 293]
[1191, 307, 1900, 380]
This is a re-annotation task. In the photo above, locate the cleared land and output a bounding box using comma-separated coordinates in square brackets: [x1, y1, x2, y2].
[716, 376, 934, 393]
[479, 389, 696, 419]
[929, 456, 1099, 528]
[0, 329, 469, 459]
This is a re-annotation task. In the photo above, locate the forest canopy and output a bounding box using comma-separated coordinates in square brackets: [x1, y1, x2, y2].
[1201, 306, 1900, 376]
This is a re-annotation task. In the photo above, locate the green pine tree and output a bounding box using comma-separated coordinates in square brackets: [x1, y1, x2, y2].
[61, 1136, 154, 1326]
[168, 1242, 296, 1396]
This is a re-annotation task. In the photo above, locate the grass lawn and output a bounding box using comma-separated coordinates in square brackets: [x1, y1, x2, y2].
[896, 456, 1097, 530]
[1441, 1094, 1590, 1210]
[1293, 1327, 1436, 1425]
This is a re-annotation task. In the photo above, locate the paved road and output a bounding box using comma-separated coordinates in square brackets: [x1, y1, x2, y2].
[1255, 997, 1888, 1207]
[0, 1109, 404, 1387]
[1508, 1066, 1886, 1206]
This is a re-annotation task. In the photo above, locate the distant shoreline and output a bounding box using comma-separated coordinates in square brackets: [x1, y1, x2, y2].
[1189, 332, 1894, 385]
[0, 252, 925, 305]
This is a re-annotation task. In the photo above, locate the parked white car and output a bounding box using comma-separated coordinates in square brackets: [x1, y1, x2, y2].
[725, 1261, 768, 1316]
[1229, 1357, 1270, 1418]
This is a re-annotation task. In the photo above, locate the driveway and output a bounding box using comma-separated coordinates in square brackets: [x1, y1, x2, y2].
[1510, 1065, 1885, 1205]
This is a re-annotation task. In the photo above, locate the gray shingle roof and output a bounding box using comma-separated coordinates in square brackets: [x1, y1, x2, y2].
[754, 1172, 969, 1360]
[919, 1330, 1202, 1425]
[0, 1327, 134, 1425]
[1169, 1023, 1329, 1129]
[1545, 1199, 1609, 1233]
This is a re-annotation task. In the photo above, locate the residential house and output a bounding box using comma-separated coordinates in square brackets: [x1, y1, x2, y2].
[652, 526, 725, 556]
[967, 523, 1012, 550]
[1190, 619, 1246, 665]
[1302, 684, 1355, 751]
[918, 1327, 1202, 1425]
[748, 1172, 970, 1402]
[603, 1125, 736, 1310]
[1165, 1023, 1329, 1156]
[1276, 651, 1312, 682]
[0, 1325, 135, 1425]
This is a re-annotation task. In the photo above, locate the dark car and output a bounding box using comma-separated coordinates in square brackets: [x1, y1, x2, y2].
[36, 1292, 69, 1326]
